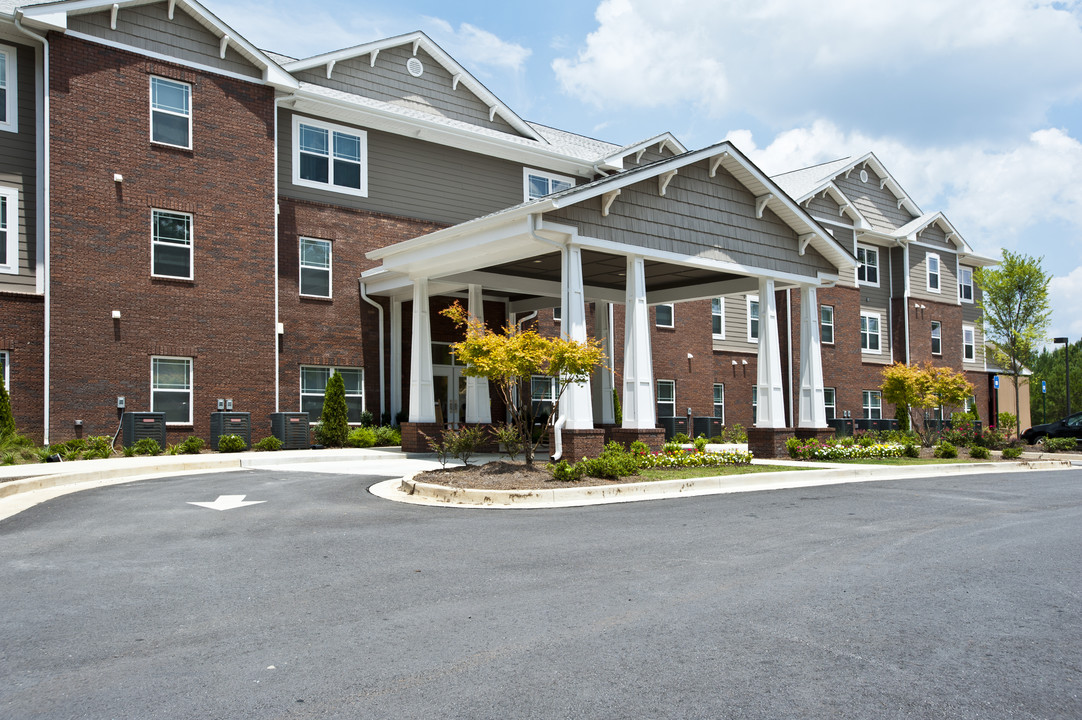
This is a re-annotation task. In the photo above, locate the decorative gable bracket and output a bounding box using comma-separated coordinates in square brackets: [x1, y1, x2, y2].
[708, 152, 729, 178]
[755, 193, 773, 219]
[601, 189, 621, 217]
[658, 170, 678, 197]
[798, 233, 815, 256]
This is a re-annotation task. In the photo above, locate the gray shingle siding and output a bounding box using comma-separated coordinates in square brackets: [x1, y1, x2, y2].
[0, 41, 37, 294]
[910, 242, 957, 304]
[834, 165, 917, 231]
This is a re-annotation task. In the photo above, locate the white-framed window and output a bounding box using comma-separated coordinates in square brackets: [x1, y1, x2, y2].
[747, 295, 759, 342]
[931, 320, 942, 355]
[151, 356, 192, 425]
[862, 390, 882, 420]
[820, 305, 834, 345]
[959, 267, 974, 303]
[0, 44, 18, 133]
[292, 115, 367, 196]
[0, 349, 9, 391]
[860, 311, 881, 353]
[0, 186, 18, 274]
[711, 297, 725, 338]
[531, 375, 557, 416]
[656, 379, 675, 418]
[524, 168, 573, 201]
[927, 253, 941, 292]
[752, 386, 758, 424]
[552, 306, 561, 323]
[824, 387, 836, 421]
[150, 76, 191, 149]
[713, 383, 725, 422]
[963, 325, 975, 362]
[655, 303, 674, 328]
[299, 237, 331, 298]
[857, 245, 879, 286]
[151, 209, 192, 279]
[301, 366, 364, 423]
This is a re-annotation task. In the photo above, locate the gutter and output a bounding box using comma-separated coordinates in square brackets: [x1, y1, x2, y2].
[358, 280, 385, 422]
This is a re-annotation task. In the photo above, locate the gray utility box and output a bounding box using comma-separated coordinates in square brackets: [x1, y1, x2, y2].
[122, 412, 167, 448]
[270, 412, 310, 449]
[658, 416, 689, 441]
[693, 417, 724, 439]
[210, 412, 251, 450]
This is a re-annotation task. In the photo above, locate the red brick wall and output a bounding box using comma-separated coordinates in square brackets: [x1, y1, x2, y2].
[47, 35, 277, 444]
[0, 292, 44, 442]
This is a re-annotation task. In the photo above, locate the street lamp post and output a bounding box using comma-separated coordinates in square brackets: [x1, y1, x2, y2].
[1054, 337, 1071, 417]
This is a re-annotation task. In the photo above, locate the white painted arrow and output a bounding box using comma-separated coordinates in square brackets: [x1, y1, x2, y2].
[187, 495, 267, 511]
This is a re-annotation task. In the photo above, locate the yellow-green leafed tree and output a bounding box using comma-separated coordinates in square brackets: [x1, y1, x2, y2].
[442, 302, 605, 466]
[881, 362, 974, 446]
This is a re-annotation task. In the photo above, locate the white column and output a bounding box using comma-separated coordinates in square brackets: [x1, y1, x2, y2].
[798, 285, 828, 428]
[755, 277, 787, 428]
[562, 245, 594, 429]
[407, 278, 436, 423]
[622, 255, 655, 429]
[592, 301, 615, 424]
[464, 284, 492, 423]
[390, 298, 402, 424]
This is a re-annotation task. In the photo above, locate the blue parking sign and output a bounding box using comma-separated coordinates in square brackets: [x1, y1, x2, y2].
[1043, 380, 1047, 394]
[993, 375, 1000, 389]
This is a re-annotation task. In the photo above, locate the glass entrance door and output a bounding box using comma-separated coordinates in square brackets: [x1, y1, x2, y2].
[433, 366, 467, 427]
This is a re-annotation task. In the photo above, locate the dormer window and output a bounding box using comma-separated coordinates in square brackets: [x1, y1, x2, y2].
[524, 169, 573, 201]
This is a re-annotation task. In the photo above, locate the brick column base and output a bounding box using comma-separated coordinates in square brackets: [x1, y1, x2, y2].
[549, 428, 605, 462]
[794, 427, 835, 444]
[400, 422, 444, 453]
[610, 427, 666, 453]
[747, 427, 796, 459]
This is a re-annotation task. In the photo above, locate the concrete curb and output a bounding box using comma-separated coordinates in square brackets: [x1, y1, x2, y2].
[381, 459, 1076, 510]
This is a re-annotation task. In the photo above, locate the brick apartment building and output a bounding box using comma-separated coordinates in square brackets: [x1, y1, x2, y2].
[0, 0, 998, 456]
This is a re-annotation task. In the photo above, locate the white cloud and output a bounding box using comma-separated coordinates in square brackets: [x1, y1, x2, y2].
[553, 0, 1082, 141]
[425, 20, 532, 72]
[1050, 266, 1082, 338]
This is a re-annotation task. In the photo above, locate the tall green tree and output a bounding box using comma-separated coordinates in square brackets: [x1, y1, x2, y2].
[1029, 339, 1082, 424]
[318, 371, 350, 448]
[975, 251, 1051, 435]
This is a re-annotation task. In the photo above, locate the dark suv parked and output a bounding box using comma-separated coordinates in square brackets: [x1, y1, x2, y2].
[1021, 411, 1082, 444]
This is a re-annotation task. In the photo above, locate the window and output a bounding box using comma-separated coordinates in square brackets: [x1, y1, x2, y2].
[292, 115, 367, 196]
[862, 390, 882, 420]
[711, 297, 724, 338]
[0, 44, 17, 133]
[656, 379, 675, 418]
[959, 267, 974, 302]
[531, 375, 556, 416]
[857, 245, 879, 286]
[927, 253, 941, 292]
[0, 186, 17, 274]
[524, 168, 573, 201]
[752, 386, 758, 424]
[860, 312, 881, 353]
[713, 383, 725, 422]
[299, 237, 331, 298]
[150, 76, 191, 148]
[151, 356, 192, 424]
[301, 366, 364, 422]
[151, 209, 192, 279]
[820, 305, 834, 345]
[655, 303, 674, 328]
[963, 325, 975, 362]
[747, 295, 759, 342]
[824, 387, 836, 421]
[931, 320, 942, 355]
[552, 306, 561, 323]
[0, 349, 8, 391]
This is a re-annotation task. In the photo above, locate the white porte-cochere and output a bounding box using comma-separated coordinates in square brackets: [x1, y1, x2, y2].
[755, 277, 787, 428]
[407, 277, 435, 423]
[560, 244, 594, 429]
[798, 284, 828, 428]
[622, 255, 655, 429]
[464, 283, 492, 424]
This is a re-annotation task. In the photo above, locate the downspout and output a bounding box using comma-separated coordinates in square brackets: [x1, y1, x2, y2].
[272, 96, 290, 413]
[528, 213, 568, 460]
[786, 288, 793, 427]
[358, 280, 385, 422]
[902, 240, 911, 365]
[15, 15, 49, 443]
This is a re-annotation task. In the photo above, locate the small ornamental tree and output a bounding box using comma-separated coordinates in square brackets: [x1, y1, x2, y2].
[881, 362, 974, 446]
[442, 301, 604, 467]
[319, 371, 350, 448]
[0, 372, 14, 438]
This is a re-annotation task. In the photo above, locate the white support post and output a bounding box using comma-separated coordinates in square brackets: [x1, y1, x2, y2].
[562, 245, 594, 429]
[755, 277, 787, 428]
[798, 285, 828, 428]
[408, 278, 436, 423]
[390, 299, 403, 424]
[622, 256, 655, 429]
[592, 301, 615, 424]
[464, 284, 492, 423]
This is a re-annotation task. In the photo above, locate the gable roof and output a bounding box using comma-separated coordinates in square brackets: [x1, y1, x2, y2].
[772, 152, 922, 218]
[284, 31, 541, 143]
[15, 0, 296, 88]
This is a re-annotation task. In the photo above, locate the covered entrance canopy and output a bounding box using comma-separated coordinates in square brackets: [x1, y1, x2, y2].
[361, 141, 857, 452]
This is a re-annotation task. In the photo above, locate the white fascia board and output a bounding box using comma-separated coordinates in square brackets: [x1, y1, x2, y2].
[289, 92, 592, 177]
[854, 151, 923, 216]
[797, 181, 872, 230]
[285, 31, 541, 142]
[16, 8, 69, 31]
[600, 132, 687, 167]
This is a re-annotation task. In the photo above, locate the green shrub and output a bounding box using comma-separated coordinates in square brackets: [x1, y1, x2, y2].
[179, 436, 204, 455]
[997, 412, 1018, 439]
[856, 434, 876, 448]
[83, 435, 113, 460]
[578, 442, 639, 479]
[131, 438, 161, 456]
[973, 427, 1007, 450]
[1001, 446, 1023, 459]
[122, 445, 136, 458]
[253, 436, 283, 451]
[629, 440, 650, 457]
[903, 443, 920, 458]
[785, 436, 803, 458]
[357, 409, 375, 427]
[933, 441, 957, 459]
[693, 435, 707, 452]
[346, 426, 377, 448]
[672, 432, 691, 444]
[662, 441, 682, 453]
[64, 438, 87, 451]
[968, 444, 991, 460]
[165, 443, 180, 455]
[547, 459, 583, 482]
[421, 431, 451, 468]
[1044, 437, 1077, 453]
[424, 426, 486, 466]
[491, 424, 524, 460]
[723, 423, 748, 444]
[216, 434, 247, 453]
[0, 371, 14, 438]
[612, 388, 622, 426]
[373, 425, 401, 446]
[317, 372, 350, 448]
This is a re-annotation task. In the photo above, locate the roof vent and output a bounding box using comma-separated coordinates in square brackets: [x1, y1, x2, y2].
[859, 169, 869, 183]
[406, 57, 424, 77]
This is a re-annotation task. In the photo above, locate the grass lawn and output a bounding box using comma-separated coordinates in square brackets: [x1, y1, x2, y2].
[638, 464, 807, 481]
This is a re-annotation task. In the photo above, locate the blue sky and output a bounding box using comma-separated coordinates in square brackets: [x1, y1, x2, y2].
[213, 0, 1082, 341]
